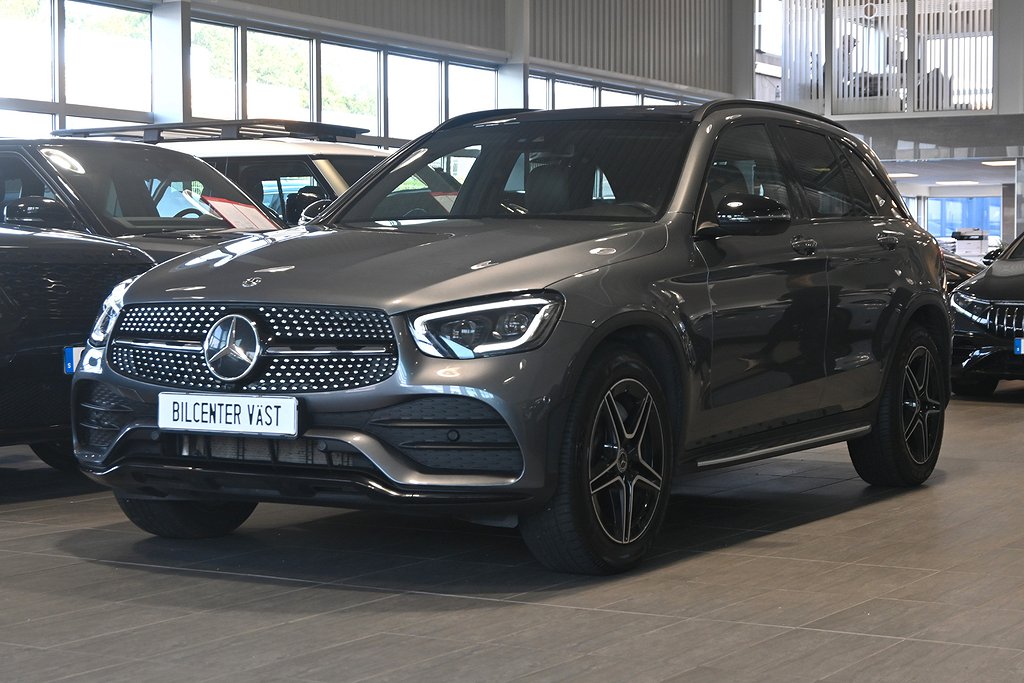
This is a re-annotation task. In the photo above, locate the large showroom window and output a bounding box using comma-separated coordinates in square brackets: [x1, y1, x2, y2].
[601, 89, 639, 106]
[247, 30, 311, 120]
[528, 76, 551, 109]
[448, 64, 497, 119]
[0, 0, 53, 102]
[191, 22, 237, 119]
[0, 110, 53, 138]
[321, 44, 380, 135]
[926, 196, 1001, 238]
[387, 54, 441, 139]
[65, 1, 151, 112]
[554, 81, 596, 109]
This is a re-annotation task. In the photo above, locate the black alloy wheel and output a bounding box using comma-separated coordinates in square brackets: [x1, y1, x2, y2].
[588, 378, 666, 545]
[848, 325, 945, 487]
[521, 346, 673, 574]
[900, 345, 944, 466]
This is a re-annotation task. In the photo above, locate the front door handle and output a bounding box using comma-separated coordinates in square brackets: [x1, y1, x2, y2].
[791, 235, 818, 255]
[877, 232, 900, 250]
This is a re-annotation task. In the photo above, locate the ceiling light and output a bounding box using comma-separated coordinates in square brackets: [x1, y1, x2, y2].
[888, 172, 918, 178]
[935, 180, 980, 186]
[981, 160, 1017, 167]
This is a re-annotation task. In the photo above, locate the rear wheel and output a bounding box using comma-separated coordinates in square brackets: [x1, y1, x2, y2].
[115, 494, 257, 538]
[848, 325, 945, 486]
[521, 347, 673, 574]
[951, 376, 998, 398]
[30, 440, 79, 474]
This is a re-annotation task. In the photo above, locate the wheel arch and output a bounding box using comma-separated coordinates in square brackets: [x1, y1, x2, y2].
[546, 311, 694, 477]
[881, 294, 952, 404]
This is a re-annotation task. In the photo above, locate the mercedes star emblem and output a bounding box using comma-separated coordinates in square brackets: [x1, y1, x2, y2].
[203, 314, 262, 381]
[242, 277, 262, 288]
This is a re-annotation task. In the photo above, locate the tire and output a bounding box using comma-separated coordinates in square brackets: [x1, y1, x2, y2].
[951, 376, 998, 398]
[848, 325, 946, 487]
[520, 346, 674, 574]
[115, 494, 257, 539]
[30, 440, 80, 474]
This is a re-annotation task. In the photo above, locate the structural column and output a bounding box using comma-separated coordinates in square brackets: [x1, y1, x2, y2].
[152, 1, 191, 122]
[498, 0, 530, 108]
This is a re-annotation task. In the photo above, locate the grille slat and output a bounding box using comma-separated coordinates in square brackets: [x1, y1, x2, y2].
[109, 303, 398, 393]
[987, 304, 1024, 338]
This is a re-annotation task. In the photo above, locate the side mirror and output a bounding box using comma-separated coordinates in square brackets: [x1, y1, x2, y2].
[983, 248, 1003, 265]
[2, 196, 77, 230]
[298, 198, 332, 225]
[698, 194, 791, 237]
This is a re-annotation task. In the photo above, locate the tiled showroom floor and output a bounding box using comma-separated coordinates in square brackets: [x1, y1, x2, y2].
[3, 387, 1024, 682]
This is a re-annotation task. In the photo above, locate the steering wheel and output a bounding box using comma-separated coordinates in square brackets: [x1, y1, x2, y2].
[501, 201, 529, 215]
[173, 208, 204, 218]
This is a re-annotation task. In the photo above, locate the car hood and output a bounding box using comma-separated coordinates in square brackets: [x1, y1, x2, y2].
[957, 258, 1024, 301]
[124, 219, 670, 313]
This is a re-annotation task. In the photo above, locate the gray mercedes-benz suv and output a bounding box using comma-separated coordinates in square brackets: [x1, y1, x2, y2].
[73, 101, 950, 574]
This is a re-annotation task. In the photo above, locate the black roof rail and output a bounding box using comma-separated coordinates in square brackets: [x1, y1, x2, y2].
[51, 118, 369, 143]
[690, 99, 848, 131]
[435, 108, 533, 131]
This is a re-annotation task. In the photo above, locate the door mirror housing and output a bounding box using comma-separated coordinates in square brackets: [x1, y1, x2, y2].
[983, 247, 1003, 265]
[698, 193, 791, 237]
[2, 196, 77, 230]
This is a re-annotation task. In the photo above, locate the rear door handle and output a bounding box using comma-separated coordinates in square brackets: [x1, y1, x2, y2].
[791, 235, 818, 255]
[877, 232, 900, 250]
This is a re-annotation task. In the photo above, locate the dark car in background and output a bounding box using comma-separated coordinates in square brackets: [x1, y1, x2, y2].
[951, 232, 1024, 396]
[72, 102, 950, 574]
[0, 139, 282, 263]
[0, 226, 153, 471]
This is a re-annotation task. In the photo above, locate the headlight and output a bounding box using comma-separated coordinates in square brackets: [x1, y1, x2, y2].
[950, 291, 990, 326]
[410, 293, 563, 359]
[89, 276, 139, 345]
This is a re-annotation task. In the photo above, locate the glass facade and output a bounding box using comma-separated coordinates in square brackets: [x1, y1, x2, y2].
[65, 2, 151, 112]
[191, 22, 237, 120]
[246, 31, 312, 120]
[322, 44, 380, 134]
[926, 196, 1001, 238]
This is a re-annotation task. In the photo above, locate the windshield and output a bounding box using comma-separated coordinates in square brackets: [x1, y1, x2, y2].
[335, 119, 693, 224]
[38, 142, 281, 237]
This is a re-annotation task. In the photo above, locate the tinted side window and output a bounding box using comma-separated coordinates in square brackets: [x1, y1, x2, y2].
[698, 124, 790, 225]
[838, 144, 905, 219]
[0, 154, 59, 203]
[779, 127, 874, 219]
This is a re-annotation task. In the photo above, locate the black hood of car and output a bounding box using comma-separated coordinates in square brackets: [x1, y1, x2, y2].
[956, 258, 1024, 301]
[123, 219, 671, 314]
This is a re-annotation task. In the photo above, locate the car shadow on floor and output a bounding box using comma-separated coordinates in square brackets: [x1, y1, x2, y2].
[28, 451, 947, 611]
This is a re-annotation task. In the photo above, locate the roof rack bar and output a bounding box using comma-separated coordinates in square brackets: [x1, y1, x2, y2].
[52, 118, 370, 143]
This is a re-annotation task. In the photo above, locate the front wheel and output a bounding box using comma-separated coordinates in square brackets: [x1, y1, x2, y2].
[848, 325, 946, 486]
[115, 494, 257, 538]
[521, 347, 674, 574]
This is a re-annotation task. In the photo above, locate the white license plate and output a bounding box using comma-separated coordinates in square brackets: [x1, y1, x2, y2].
[158, 393, 298, 437]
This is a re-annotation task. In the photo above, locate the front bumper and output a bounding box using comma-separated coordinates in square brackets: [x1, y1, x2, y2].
[952, 329, 1024, 380]
[73, 320, 593, 515]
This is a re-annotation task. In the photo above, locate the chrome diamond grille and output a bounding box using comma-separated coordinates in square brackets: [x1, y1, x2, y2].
[987, 304, 1024, 338]
[109, 303, 398, 392]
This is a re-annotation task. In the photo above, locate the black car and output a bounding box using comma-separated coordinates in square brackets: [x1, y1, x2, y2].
[0, 139, 282, 262]
[73, 101, 950, 574]
[0, 226, 153, 471]
[943, 251, 984, 294]
[951, 232, 1024, 396]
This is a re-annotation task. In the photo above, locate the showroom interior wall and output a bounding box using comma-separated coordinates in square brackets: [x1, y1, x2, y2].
[0, 0, 740, 146]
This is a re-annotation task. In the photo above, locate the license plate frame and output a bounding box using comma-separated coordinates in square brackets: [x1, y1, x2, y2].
[157, 393, 298, 437]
